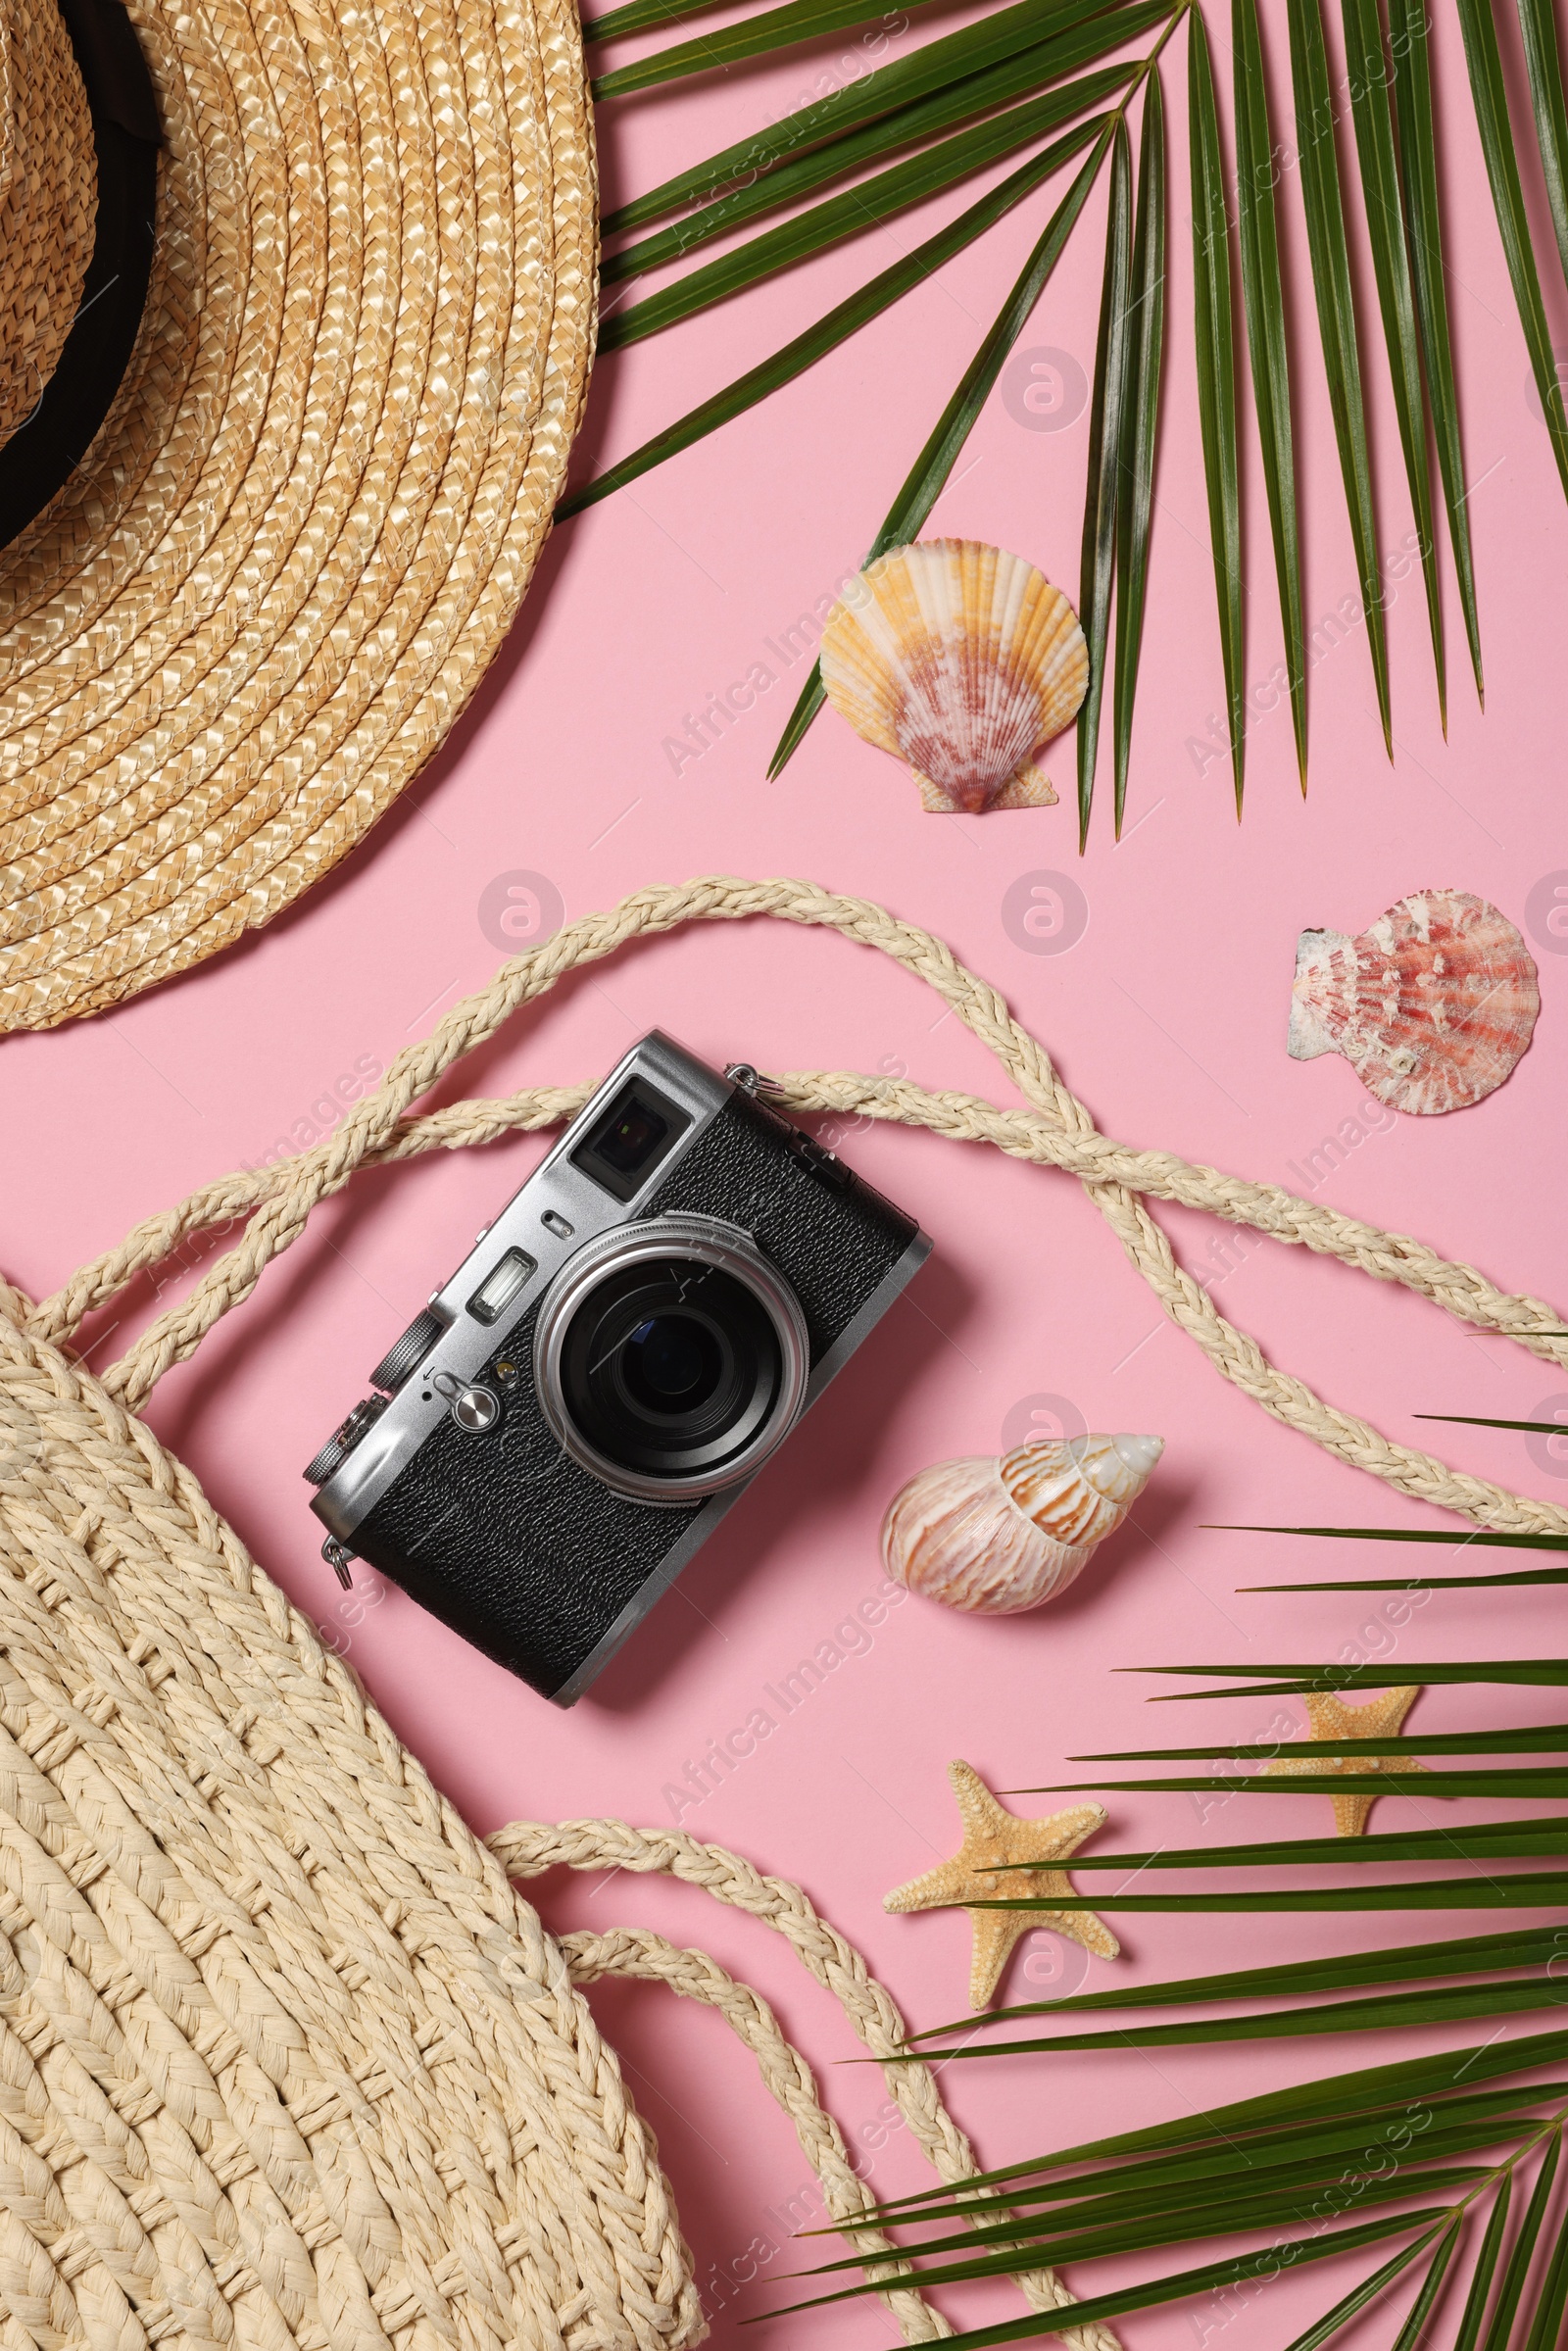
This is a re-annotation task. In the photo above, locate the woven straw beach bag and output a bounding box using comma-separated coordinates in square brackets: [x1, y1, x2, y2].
[0, 0, 595, 1033]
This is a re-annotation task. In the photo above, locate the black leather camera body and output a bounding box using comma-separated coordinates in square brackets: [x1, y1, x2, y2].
[306, 1034, 931, 1703]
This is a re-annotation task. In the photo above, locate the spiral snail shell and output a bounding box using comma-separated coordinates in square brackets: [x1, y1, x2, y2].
[881, 1433, 1163, 1614]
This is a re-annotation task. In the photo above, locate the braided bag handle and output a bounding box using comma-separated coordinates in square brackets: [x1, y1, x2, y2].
[496, 1818, 1119, 2347]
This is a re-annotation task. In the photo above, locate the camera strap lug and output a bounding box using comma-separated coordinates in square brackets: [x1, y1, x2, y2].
[321, 1537, 356, 1591]
[724, 1061, 787, 1102]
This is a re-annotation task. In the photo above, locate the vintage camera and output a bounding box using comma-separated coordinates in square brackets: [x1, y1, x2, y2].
[306, 1034, 931, 1704]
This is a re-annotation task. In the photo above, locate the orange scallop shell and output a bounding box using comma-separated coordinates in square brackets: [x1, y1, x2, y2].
[817, 540, 1088, 813]
[1288, 889, 1539, 1116]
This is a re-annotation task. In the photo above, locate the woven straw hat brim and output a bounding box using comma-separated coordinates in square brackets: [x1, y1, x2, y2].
[0, 0, 596, 1031]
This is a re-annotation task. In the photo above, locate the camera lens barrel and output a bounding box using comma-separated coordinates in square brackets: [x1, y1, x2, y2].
[534, 1216, 809, 1503]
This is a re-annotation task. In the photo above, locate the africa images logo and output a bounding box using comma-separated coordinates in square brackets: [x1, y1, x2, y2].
[478, 871, 565, 955]
[1002, 871, 1090, 956]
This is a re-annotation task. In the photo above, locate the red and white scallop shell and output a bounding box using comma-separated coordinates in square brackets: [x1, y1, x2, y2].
[1288, 889, 1540, 1116]
[817, 540, 1088, 813]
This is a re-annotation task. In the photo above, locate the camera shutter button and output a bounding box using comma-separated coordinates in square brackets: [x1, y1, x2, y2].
[431, 1371, 502, 1433]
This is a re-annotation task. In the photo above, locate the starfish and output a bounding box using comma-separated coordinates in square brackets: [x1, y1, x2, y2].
[884, 1759, 1119, 2010]
[1262, 1686, 1430, 1835]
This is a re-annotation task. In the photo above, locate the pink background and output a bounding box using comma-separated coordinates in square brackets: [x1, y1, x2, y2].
[4, 3, 1568, 2341]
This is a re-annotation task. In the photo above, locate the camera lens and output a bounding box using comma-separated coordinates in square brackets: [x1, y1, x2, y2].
[534, 1217, 811, 1502]
[621, 1314, 722, 1412]
[559, 1262, 780, 1484]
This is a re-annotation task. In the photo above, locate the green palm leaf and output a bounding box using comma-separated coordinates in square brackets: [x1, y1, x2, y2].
[1482, 2130, 1561, 2349]
[1126, 1659, 1568, 1690]
[843, 2109, 1557, 2252]
[1233, 0, 1307, 785]
[770, 2212, 1448, 2338]
[787, 2186, 1467, 2306]
[1052, 1767, 1568, 1795]
[1514, 0, 1568, 287]
[885, 2036, 1568, 2212]
[601, 71, 1130, 346]
[1418, 1410, 1568, 1434]
[1110, 68, 1163, 832]
[1076, 117, 1134, 844]
[593, 0, 954, 98]
[784, 1910, 1568, 2337]
[1523, 2197, 1568, 2349]
[1285, 0, 1392, 750]
[1028, 1818, 1568, 1865]
[1392, 2226, 1463, 2351]
[599, 0, 1151, 233]
[1453, 0, 1568, 496]
[1250, 1567, 1568, 1592]
[909, 1979, 1568, 2059]
[805, 2131, 1490, 2265]
[1186, 8, 1245, 808]
[601, 48, 1131, 283]
[1216, 1518, 1568, 1587]
[873, 2029, 1568, 2210]
[1337, 0, 1446, 727]
[993, 1873, 1568, 1909]
[904, 1927, 1568, 2037]
[766, 127, 1112, 774]
[1390, 0, 1484, 701]
[1284, 2227, 1455, 2351]
[1455, 2180, 1514, 2351]
[558, 119, 1106, 517]
[831, 2092, 1549, 2210]
[1213, 1519, 1568, 1544]
[585, 0, 775, 42]
[1064, 1725, 1568, 1758]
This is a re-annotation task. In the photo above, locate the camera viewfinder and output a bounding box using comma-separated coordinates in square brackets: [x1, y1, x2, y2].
[571, 1080, 688, 1201]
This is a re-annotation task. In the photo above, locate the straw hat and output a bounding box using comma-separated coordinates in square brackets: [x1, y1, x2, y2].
[0, 0, 595, 1032]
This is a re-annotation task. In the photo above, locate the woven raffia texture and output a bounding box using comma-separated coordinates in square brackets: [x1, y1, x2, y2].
[6, 873, 1568, 2351]
[0, 0, 98, 440]
[0, 0, 595, 1032]
[0, 1275, 711, 2348]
